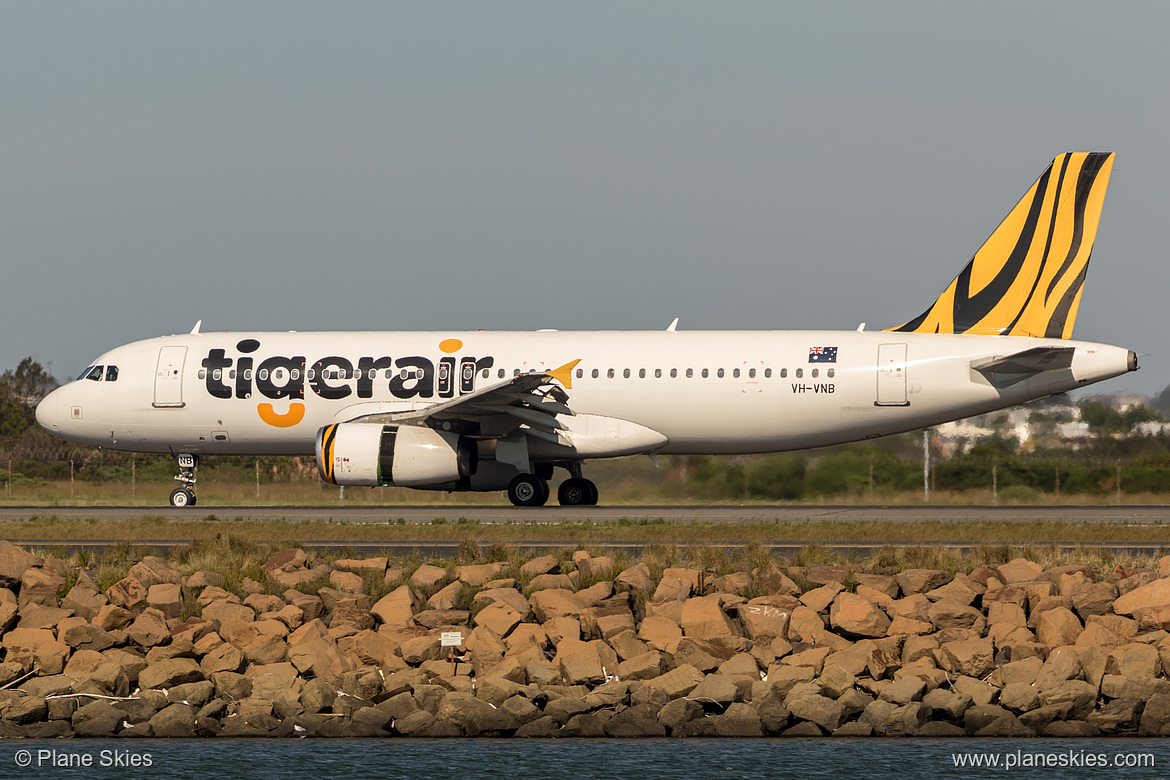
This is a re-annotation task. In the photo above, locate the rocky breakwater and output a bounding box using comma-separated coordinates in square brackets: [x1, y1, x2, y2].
[4, 540, 1170, 737]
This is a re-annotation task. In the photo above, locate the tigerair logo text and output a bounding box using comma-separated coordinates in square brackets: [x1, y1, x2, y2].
[202, 338, 493, 427]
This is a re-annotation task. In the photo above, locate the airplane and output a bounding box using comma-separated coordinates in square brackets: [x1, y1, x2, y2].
[35, 152, 1136, 508]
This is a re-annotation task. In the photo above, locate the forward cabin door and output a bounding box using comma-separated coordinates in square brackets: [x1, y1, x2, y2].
[875, 343, 909, 407]
[154, 346, 187, 408]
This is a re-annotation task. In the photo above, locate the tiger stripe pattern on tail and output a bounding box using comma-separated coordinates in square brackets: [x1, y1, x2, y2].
[889, 152, 1114, 339]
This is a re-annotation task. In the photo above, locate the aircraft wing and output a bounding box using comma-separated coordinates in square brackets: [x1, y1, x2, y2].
[971, 346, 1075, 388]
[339, 359, 580, 444]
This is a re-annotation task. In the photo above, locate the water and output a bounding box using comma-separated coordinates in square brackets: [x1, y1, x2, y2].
[1, 739, 1168, 780]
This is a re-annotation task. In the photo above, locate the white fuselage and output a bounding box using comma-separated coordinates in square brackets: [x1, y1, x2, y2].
[36, 330, 1135, 457]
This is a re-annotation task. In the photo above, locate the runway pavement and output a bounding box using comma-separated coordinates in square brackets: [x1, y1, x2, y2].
[2, 504, 1169, 524]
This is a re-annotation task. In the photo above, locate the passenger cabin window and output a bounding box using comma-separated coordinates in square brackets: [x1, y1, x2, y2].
[592, 369, 599, 379]
[796, 368, 803, 378]
[811, 369, 819, 378]
[686, 368, 693, 378]
[702, 369, 709, 378]
[670, 369, 677, 378]
[748, 368, 755, 378]
[607, 369, 615, 379]
[828, 368, 835, 378]
[654, 369, 662, 378]
[717, 368, 724, 378]
[576, 369, 583, 379]
[764, 368, 771, 378]
[733, 368, 741, 378]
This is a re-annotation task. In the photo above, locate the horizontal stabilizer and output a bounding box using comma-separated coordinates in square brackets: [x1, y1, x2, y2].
[972, 346, 1075, 387]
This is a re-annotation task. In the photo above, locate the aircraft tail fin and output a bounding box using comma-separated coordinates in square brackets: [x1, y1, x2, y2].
[888, 152, 1114, 339]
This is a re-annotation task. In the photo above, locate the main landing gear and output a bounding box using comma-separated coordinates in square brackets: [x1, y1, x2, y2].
[169, 453, 199, 508]
[506, 463, 599, 507]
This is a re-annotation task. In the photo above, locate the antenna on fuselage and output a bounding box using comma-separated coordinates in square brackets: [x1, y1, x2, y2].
[190, 320, 202, 334]
[666, 318, 679, 332]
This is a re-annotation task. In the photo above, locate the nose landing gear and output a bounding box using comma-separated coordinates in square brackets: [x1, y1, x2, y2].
[170, 453, 198, 507]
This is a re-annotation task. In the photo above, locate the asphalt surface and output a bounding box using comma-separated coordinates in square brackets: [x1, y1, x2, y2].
[2, 504, 1169, 524]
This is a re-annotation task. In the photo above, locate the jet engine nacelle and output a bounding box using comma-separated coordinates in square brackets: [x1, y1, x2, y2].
[316, 423, 477, 487]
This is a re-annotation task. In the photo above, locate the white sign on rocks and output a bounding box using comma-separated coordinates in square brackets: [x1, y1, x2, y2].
[440, 631, 463, 647]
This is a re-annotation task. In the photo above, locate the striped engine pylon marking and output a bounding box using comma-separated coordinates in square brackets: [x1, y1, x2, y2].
[320, 424, 340, 484]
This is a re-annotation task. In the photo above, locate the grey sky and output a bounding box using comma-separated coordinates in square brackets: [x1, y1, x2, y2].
[3, 2, 1166, 395]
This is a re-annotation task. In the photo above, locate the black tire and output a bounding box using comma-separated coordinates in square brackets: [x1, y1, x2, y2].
[169, 488, 194, 508]
[558, 477, 592, 506]
[583, 479, 599, 506]
[508, 474, 549, 507]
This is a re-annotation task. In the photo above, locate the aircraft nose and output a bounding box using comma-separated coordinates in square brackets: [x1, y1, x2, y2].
[35, 390, 59, 433]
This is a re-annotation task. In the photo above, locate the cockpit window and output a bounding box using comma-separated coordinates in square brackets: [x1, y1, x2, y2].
[105, 365, 119, 382]
[81, 366, 104, 382]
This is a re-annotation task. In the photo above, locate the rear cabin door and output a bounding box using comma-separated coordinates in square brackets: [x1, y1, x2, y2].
[875, 343, 909, 407]
[154, 346, 187, 408]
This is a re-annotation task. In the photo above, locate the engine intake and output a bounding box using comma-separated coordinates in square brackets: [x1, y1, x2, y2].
[316, 423, 477, 487]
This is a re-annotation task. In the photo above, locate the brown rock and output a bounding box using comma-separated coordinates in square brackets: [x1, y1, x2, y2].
[927, 601, 983, 631]
[520, 555, 560, 577]
[1114, 577, 1170, 617]
[262, 548, 307, 574]
[799, 582, 843, 613]
[124, 608, 169, 647]
[652, 576, 693, 602]
[637, 615, 682, 651]
[183, 571, 225, 589]
[1037, 679, 1098, 719]
[0, 541, 36, 588]
[370, 585, 418, 627]
[60, 620, 116, 652]
[896, 569, 952, 595]
[327, 570, 363, 593]
[17, 602, 73, 629]
[787, 693, 845, 732]
[681, 596, 739, 640]
[997, 558, 1044, 585]
[147, 583, 183, 619]
[335, 557, 387, 574]
[615, 562, 654, 593]
[139, 657, 203, 690]
[1105, 643, 1160, 678]
[646, 664, 706, 699]
[925, 574, 984, 606]
[938, 638, 995, 679]
[60, 584, 108, 621]
[106, 576, 147, 610]
[129, 556, 182, 587]
[528, 589, 587, 623]
[830, 592, 891, 638]
[408, 564, 448, 590]
[1036, 607, 1082, 648]
[457, 563, 501, 587]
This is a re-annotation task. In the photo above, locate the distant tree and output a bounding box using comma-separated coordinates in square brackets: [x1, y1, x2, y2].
[1153, 384, 1170, 414]
[0, 358, 57, 439]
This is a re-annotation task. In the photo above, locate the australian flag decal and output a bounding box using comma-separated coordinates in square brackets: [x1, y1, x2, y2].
[808, 346, 838, 363]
